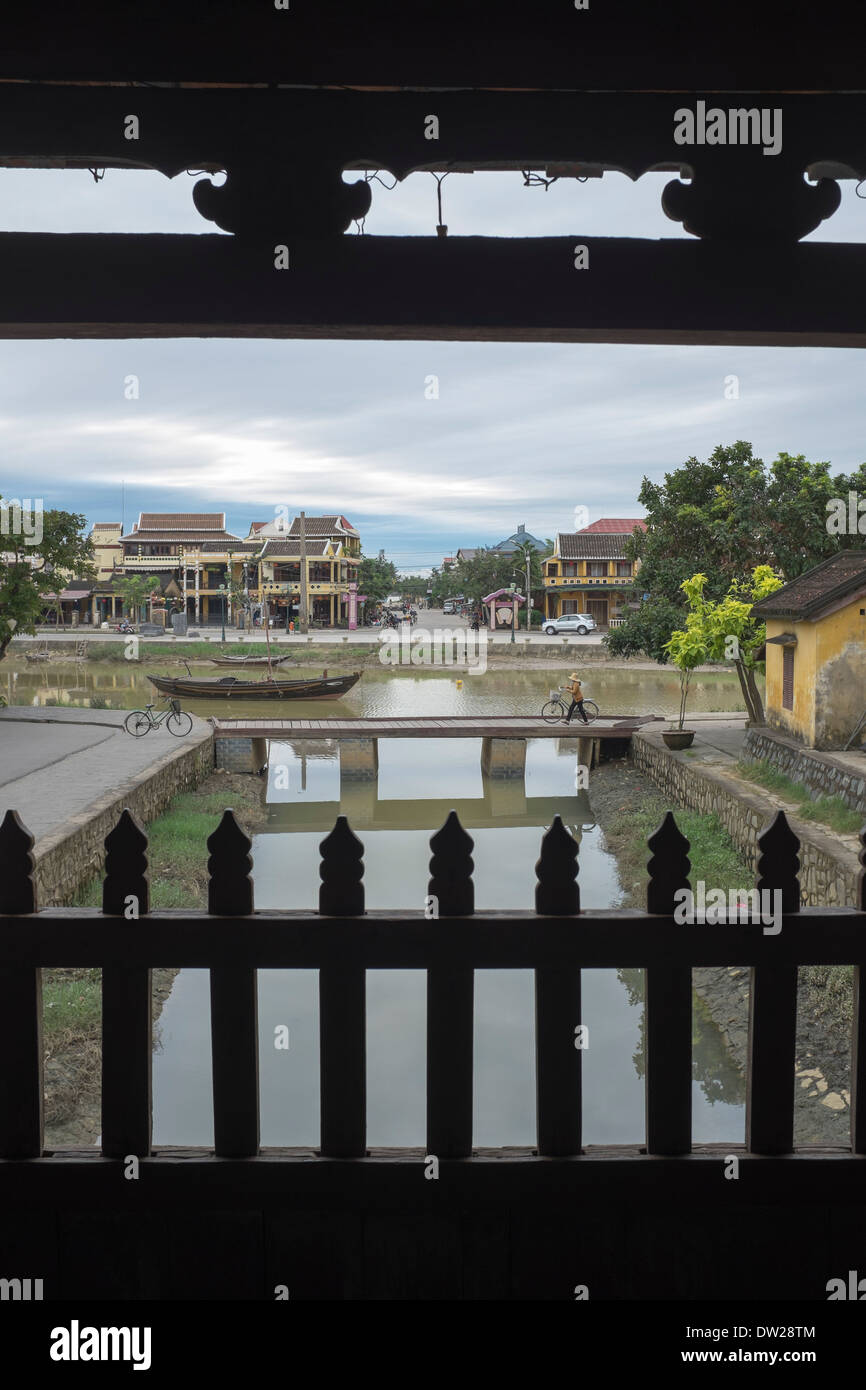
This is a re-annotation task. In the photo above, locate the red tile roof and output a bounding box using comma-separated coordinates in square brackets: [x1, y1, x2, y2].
[578, 518, 647, 533]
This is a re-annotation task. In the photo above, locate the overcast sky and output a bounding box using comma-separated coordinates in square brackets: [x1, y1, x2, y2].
[2, 164, 865, 572]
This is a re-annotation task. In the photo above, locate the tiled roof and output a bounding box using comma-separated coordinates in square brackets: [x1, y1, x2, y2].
[751, 550, 866, 620]
[90, 522, 122, 531]
[288, 515, 359, 538]
[197, 540, 261, 551]
[248, 521, 267, 533]
[136, 512, 227, 530]
[121, 531, 242, 544]
[578, 518, 647, 533]
[259, 539, 331, 557]
[557, 532, 637, 559]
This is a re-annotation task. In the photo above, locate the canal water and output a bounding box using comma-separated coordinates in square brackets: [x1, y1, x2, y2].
[4, 656, 748, 1146]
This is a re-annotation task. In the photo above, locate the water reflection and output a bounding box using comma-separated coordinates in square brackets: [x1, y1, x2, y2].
[2, 658, 751, 721]
[152, 737, 746, 1148]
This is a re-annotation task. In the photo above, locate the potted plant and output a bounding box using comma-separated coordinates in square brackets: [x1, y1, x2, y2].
[661, 623, 707, 750]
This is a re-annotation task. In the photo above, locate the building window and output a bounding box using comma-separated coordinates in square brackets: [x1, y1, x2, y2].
[616, 562, 632, 577]
[586, 562, 606, 578]
[782, 646, 795, 711]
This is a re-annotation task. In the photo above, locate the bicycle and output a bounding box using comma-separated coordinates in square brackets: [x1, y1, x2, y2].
[541, 687, 599, 725]
[124, 695, 193, 738]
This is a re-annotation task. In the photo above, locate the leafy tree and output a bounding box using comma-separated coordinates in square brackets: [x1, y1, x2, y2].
[432, 542, 549, 611]
[608, 442, 866, 659]
[396, 573, 431, 600]
[663, 621, 709, 731]
[0, 505, 94, 659]
[116, 573, 161, 622]
[670, 567, 783, 725]
[358, 553, 398, 602]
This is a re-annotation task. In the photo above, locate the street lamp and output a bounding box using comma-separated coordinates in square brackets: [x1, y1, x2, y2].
[217, 583, 227, 643]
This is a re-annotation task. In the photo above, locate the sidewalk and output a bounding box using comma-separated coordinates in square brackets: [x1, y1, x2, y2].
[0, 706, 211, 846]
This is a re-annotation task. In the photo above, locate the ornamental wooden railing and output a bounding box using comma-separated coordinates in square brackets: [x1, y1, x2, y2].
[0, 805, 864, 1164]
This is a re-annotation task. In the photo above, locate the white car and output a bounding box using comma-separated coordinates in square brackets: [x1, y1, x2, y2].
[542, 613, 597, 636]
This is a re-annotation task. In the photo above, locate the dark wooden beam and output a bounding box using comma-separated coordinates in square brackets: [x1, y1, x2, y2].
[3, 1147, 866, 1207]
[2, 233, 866, 346]
[1, 0, 864, 91]
[2, 907, 865, 968]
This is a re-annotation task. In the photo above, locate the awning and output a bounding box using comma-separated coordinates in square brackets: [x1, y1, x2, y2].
[58, 588, 91, 601]
[766, 632, 798, 646]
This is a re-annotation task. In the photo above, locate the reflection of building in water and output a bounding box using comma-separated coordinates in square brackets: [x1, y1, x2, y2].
[264, 756, 594, 842]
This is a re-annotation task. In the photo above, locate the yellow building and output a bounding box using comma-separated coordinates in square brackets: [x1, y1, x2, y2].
[751, 550, 866, 750]
[543, 519, 645, 628]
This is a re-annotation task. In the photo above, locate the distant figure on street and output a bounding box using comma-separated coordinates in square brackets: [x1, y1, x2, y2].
[563, 672, 589, 725]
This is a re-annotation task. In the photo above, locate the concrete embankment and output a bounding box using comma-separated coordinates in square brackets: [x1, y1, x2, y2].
[631, 719, 862, 907]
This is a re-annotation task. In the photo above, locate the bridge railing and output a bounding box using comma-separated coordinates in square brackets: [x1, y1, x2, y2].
[0, 805, 864, 1163]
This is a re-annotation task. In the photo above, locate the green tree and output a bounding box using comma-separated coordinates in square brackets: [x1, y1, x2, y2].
[607, 443, 866, 660]
[671, 567, 783, 725]
[358, 553, 398, 602]
[116, 573, 161, 622]
[0, 505, 95, 659]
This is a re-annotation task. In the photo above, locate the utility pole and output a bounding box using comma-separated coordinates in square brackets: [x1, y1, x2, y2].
[298, 510, 309, 634]
[525, 547, 532, 631]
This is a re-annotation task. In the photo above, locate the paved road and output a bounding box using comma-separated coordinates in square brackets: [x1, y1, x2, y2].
[0, 707, 211, 845]
[16, 608, 605, 648]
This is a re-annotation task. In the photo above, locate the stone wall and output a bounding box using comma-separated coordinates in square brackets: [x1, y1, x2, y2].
[631, 731, 861, 907]
[34, 731, 214, 906]
[743, 727, 866, 814]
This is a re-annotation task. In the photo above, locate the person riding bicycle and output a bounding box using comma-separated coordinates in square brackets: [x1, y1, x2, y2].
[563, 672, 589, 725]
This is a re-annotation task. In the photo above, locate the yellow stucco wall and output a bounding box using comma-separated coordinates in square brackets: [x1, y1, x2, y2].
[764, 598, 866, 749]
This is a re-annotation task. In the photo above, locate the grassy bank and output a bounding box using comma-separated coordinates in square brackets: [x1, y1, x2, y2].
[47, 771, 268, 1141]
[736, 758, 862, 833]
[71, 770, 268, 908]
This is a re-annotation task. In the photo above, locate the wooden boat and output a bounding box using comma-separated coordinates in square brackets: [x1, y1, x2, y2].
[147, 671, 362, 700]
[209, 654, 290, 667]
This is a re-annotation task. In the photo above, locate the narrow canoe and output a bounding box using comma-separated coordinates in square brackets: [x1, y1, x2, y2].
[209, 654, 290, 667]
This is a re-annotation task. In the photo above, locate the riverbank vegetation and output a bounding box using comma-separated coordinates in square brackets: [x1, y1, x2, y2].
[46, 771, 268, 1144]
[735, 758, 862, 833]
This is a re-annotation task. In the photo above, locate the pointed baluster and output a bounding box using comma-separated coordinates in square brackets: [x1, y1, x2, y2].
[535, 814, 580, 917]
[645, 812, 692, 1155]
[101, 810, 152, 1158]
[646, 809, 690, 915]
[319, 817, 366, 1156]
[208, 808, 254, 917]
[207, 811, 258, 1157]
[534, 817, 582, 1155]
[748, 811, 800, 1154]
[427, 812, 475, 1158]
[0, 811, 42, 1157]
[851, 827, 866, 1152]
[0, 808, 37, 914]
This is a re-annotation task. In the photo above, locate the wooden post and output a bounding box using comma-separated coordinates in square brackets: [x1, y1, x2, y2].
[0, 811, 43, 1159]
[852, 826, 866, 1153]
[101, 809, 152, 1158]
[534, 816, 582, 1156]
[319, 817, 366, 1157]
[207, 811, 258, 1157]
[747, 811, 800, 1154]
[427, 812, 475, 1159]
[645, 811, 692, 1155]
[298, 509, 309, 634]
